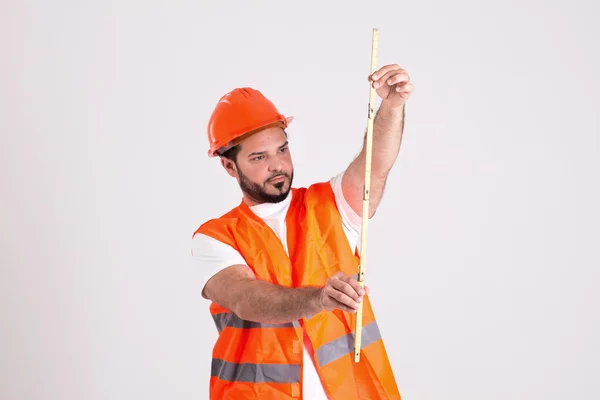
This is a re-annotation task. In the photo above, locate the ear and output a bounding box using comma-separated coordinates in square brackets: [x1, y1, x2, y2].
[220, 157, 238, 178]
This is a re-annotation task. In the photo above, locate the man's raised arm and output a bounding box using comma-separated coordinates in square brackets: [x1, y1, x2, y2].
[342, 63, 414, 218]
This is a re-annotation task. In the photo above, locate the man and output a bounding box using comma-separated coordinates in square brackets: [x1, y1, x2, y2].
[192, 64, 413, 399]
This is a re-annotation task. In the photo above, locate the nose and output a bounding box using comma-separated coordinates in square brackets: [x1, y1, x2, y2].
[267, 156, 283, 172]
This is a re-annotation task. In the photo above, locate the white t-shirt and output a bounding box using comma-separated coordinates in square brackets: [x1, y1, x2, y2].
[191, 171, 362, 400]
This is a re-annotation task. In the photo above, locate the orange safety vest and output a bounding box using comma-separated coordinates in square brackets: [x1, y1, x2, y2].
[194, 181, 401, 399]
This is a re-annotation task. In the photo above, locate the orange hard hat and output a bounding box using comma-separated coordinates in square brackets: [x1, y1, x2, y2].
[206, 87, 294, 157]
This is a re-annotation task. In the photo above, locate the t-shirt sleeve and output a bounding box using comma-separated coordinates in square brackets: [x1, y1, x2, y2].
[330, 170, 363, 234]
[191, 232, 247, 298]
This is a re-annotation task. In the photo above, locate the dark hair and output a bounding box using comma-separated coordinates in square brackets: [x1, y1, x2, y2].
[219, 144, 242, 163]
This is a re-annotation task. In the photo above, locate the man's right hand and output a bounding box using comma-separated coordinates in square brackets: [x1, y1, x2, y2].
[317, 272, 370, 313]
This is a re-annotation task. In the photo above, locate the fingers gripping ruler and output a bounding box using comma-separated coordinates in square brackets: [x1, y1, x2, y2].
[354, 28, 378, 363]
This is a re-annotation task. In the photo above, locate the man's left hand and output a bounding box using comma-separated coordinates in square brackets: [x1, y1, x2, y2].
[369, 64, 414, 108]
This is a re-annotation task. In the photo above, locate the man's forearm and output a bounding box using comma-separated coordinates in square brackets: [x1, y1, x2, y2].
[342, 100, 405, 217]
[234, 280, 323, 324]
[366, 100, 405, 177]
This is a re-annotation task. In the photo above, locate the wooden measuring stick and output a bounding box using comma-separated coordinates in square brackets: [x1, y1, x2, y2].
[354, 27, 379, 363]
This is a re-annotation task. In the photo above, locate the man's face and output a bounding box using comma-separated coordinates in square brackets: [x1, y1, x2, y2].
[222, 126, 294, 204]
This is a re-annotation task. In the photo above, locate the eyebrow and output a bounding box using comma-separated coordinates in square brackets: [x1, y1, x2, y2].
[247, 141, 289, 158]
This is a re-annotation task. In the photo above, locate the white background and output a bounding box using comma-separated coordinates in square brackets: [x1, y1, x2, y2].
[1, 1, 599, 399]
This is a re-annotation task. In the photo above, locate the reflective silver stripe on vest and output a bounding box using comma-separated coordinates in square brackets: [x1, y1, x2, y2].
[315, 320, 381, 367]
[211, 358, 301, 383]
[213, 312, 301, 332]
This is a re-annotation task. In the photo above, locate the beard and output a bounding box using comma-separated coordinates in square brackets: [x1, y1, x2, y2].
[237, 166, 294, 204]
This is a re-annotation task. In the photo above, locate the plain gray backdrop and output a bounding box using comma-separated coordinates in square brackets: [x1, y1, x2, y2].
[1, 1, 599, 399]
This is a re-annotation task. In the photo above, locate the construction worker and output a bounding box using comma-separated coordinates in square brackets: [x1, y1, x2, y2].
[192, 63, 413, 399]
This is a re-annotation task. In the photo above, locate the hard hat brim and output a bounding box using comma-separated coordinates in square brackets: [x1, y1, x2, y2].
[208, 116, 294, 157]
